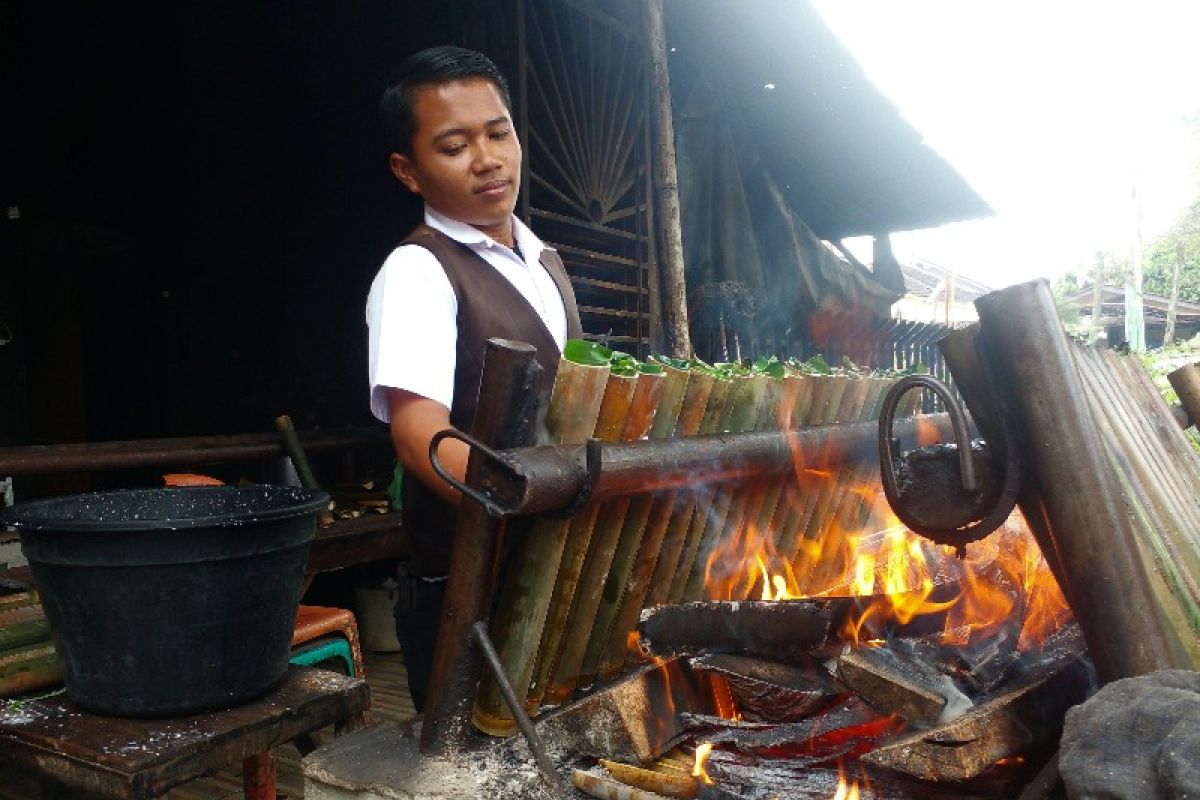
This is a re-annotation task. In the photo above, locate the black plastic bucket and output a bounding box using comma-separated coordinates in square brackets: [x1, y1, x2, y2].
[0, 485, 328, 717]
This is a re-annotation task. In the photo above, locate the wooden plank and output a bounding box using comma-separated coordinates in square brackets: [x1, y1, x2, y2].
[579, 305, 645, 319]
[306, 513, 409, 575]
[0, 667, 368, 799]
[572, 276, 644, 295]
[532, 206, 643, 241]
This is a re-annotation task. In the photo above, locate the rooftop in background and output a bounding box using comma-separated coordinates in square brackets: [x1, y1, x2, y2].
[665, 0, 994, 242]
[902, 259, 995, 303]
[1067, 285, 1200, 323]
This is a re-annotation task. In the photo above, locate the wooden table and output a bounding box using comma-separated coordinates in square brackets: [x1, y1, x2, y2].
[0, 666, 369, 800]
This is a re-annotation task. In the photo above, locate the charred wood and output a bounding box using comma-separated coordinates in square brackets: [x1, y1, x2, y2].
[860, 650, 1090, 781]
[636, 601, 838, 661]
[688, 654, 841, 723]
[836, 647, 958, 728]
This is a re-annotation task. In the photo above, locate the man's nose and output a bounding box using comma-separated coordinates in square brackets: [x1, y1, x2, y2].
[472, 141, 503, 173]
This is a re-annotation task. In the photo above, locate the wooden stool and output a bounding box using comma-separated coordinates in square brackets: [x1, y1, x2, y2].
[292, 605, 366, 680]
[0, 666, 368, 800]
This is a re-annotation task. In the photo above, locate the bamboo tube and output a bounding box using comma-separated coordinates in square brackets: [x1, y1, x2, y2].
[1071, 347, 1200, 639]
[783, 372, 858, 581]
[732, 377, 794, 601]
[572, 368, 688, 686]
[791, 372, 870, 592]
[526, 363, 684, 710]
[1169, 362, 1200, 430]
[598, 760, 699, 799]
[578, 376, 691, 681]
[939, 325, 1069, 592]
[573, 769, 673, 800]
[975, 279, 1190, 679]
[664, 374, 737, 603]
[472, 355, 611, 736]
[804, 378, 888, 593]
[641, 372, 721, 609]
[532, 369, 663, 709]
[769, 373, 835, 571]
[679, 374, 772, 601]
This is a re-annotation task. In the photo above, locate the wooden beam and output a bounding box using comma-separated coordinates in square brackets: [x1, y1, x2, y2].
[643, 0, 692, 358]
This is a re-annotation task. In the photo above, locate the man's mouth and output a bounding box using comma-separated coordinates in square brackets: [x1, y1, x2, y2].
[476, 180, 511, 196]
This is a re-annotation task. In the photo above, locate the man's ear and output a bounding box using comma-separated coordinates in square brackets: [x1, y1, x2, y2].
[389, 153, 421, 194]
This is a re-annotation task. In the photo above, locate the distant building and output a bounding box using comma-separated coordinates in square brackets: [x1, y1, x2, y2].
[892, 260, 993, 325]
[1066, 286, 1200, 348]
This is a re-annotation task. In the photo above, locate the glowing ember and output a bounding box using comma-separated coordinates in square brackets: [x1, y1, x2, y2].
[692, 742, 715, 785]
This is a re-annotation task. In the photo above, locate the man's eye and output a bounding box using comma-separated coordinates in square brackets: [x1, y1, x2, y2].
[490, 130, 510, 140]
[441, 144, 466, 156]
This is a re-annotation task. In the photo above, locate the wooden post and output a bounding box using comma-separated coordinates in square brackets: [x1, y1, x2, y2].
[643, 0, 692, 359]
[241, 752, 276, 800]
[1165, 240, 1184, 346]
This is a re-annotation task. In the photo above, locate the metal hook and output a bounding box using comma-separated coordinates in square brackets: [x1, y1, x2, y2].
[428, 429, 521, 518]
[878, 375, 980, 497]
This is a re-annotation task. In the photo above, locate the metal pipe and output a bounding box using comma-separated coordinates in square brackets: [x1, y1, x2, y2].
[463, 414, 958, 519]
[0, 428, 389, 476]
[420, 339, 543, 755]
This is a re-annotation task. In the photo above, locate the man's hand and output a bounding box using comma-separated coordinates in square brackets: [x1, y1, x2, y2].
[386, 388, 469, 505]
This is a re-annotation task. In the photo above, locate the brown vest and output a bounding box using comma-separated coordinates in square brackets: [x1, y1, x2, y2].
[399, 224, 583, 576]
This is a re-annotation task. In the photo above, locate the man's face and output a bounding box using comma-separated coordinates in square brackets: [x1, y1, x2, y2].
[390, 78, 521, 238]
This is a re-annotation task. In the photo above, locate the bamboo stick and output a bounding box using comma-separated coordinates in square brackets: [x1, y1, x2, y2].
[472, 355, 611, 736]
[533, 369, 663, 708]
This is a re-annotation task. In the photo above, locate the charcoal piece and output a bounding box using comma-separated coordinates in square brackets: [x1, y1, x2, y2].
[1060, 670, 1200, 800]
[688, 654, 842, 723]
[637, 601, 836, 661]
[679, 713, 776, 733]
[700, 697, 886, 752]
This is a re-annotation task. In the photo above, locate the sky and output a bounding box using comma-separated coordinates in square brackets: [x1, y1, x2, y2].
[811, 0, 1200, 289]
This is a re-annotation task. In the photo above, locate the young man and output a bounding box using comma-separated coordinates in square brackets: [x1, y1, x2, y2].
[366, 46, 581, 711]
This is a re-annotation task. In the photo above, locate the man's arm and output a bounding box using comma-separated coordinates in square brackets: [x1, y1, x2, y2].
[386, 387, 469, 505]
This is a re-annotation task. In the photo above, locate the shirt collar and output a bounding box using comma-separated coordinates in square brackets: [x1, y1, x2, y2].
[424, 205, 544, 265]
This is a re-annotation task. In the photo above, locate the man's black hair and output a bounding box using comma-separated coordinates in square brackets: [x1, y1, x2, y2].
[380, 46, 512, 158]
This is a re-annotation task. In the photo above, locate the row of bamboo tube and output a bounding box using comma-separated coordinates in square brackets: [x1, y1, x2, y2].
[473, 345, 920, 736]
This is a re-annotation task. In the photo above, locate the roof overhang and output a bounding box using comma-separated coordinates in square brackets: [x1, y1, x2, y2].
[665, 0, 994, 241]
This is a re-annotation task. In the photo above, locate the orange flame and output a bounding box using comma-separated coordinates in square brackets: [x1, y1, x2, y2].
[833, 762, 862, 800]
[695, 463, 1071, 651]
[692, 742, 715, 785]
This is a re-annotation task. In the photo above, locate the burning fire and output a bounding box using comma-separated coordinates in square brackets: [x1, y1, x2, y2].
[698, 470, 1071, 650]
[832, 776, 861, 800]
[692, 742, 715, 785]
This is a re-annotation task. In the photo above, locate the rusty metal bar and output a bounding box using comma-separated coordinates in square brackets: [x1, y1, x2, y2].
[0, 428, 390, 476]
[463, 414, 958, 519]
[420, 339, 543, 755]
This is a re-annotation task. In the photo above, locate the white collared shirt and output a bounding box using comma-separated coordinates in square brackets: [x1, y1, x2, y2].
[366, 206, 569, 422]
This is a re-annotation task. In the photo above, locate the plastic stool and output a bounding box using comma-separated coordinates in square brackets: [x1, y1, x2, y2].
[289, 636, 355, 676]
[292, 606, 366, 680]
